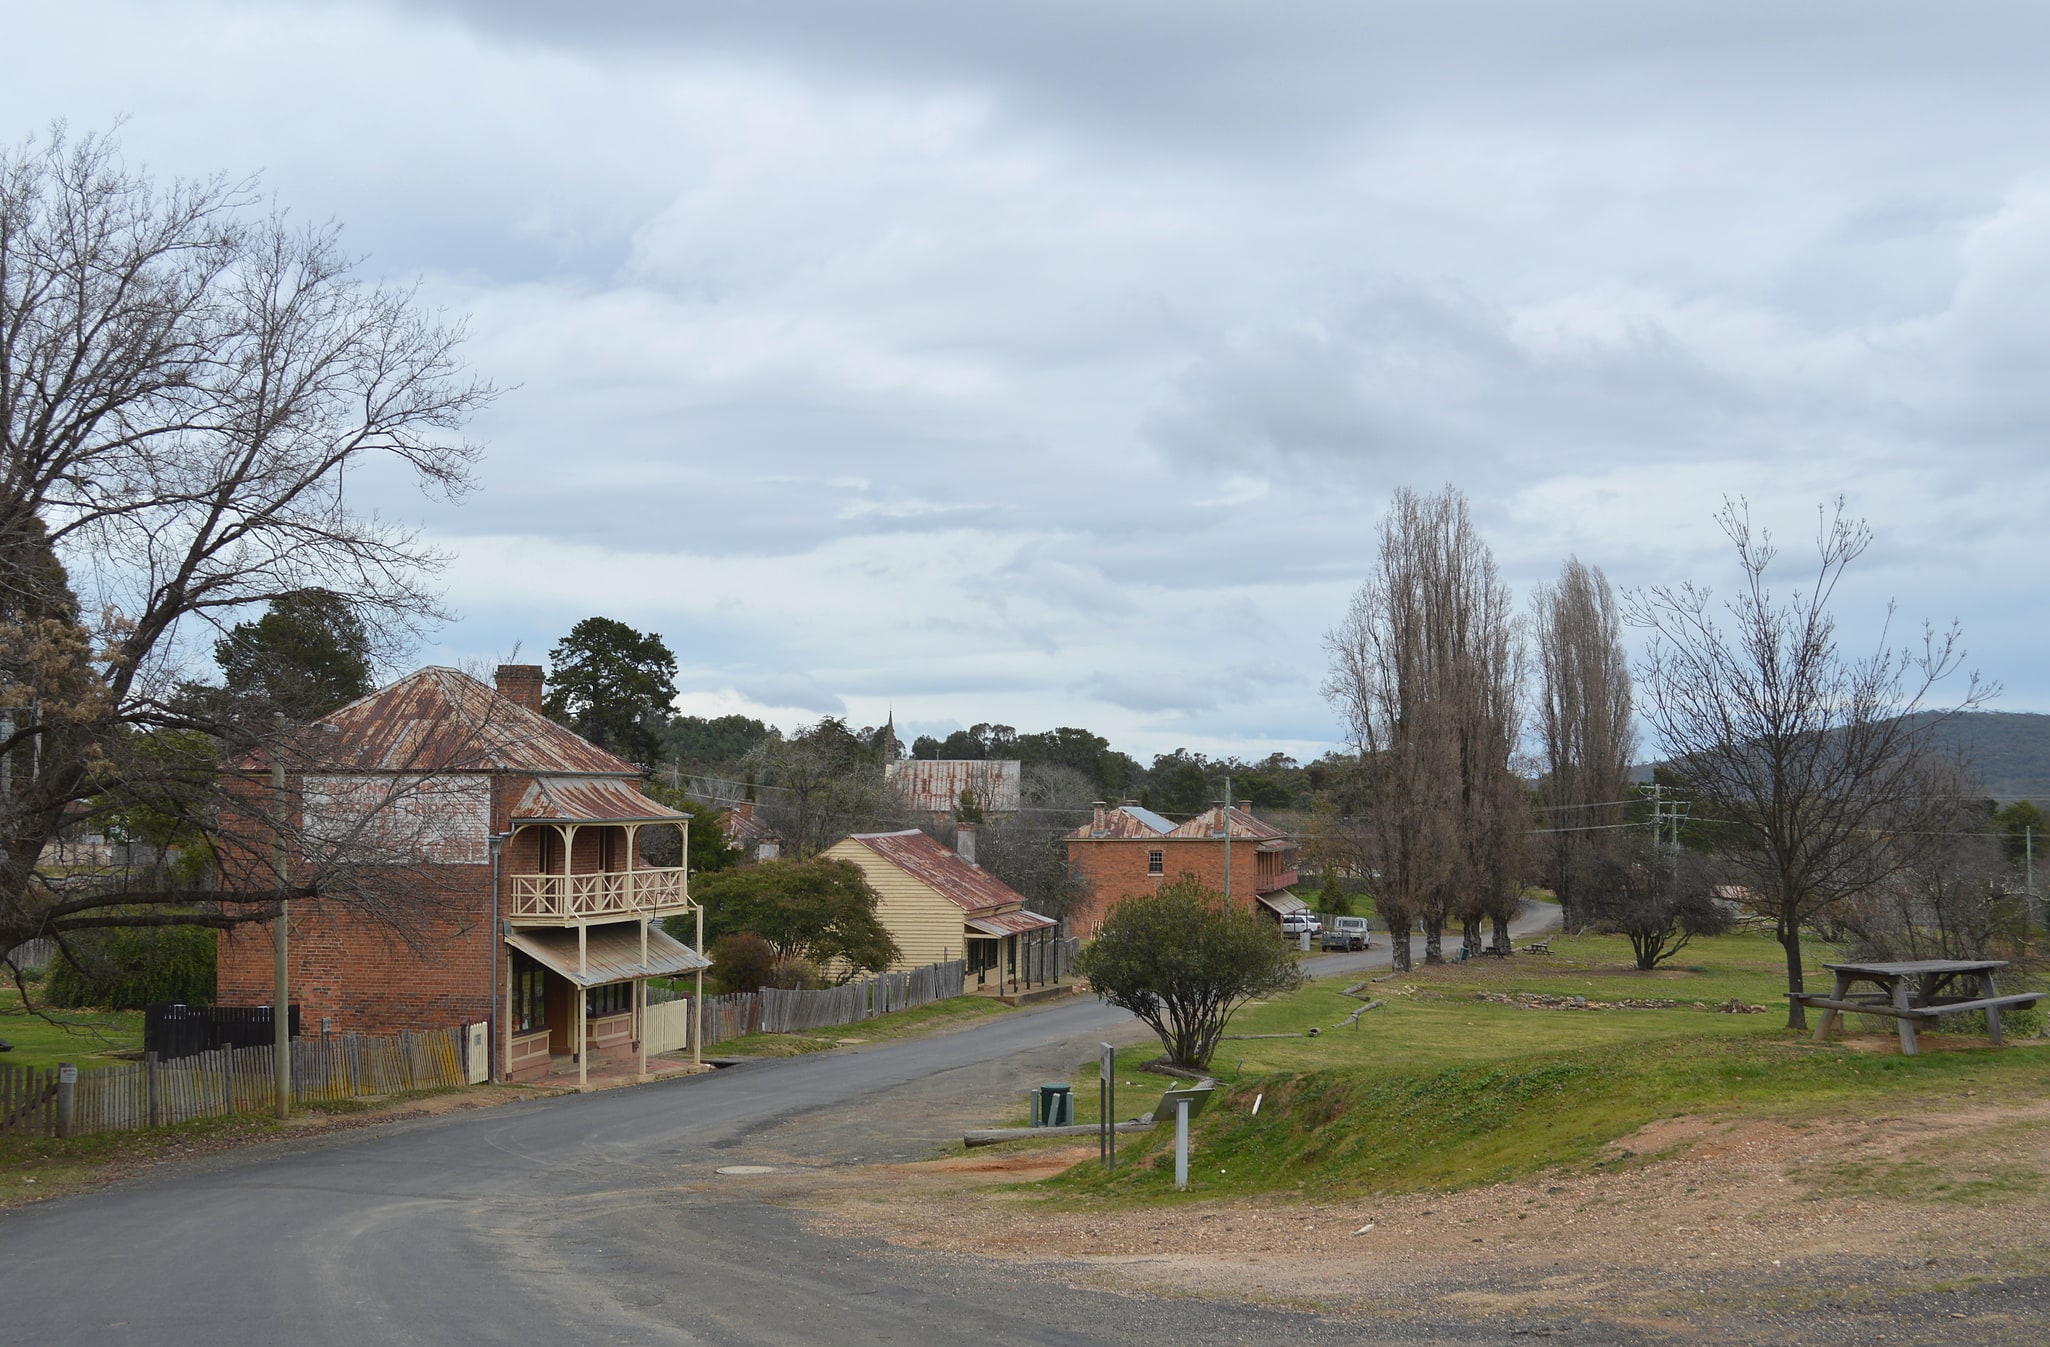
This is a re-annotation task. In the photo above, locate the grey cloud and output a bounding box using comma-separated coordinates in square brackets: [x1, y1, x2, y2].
[728, 673, 846, 716]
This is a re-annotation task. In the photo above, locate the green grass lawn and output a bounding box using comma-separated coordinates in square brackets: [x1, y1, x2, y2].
[707, 991, 1022, 1057]
[0, 989, 143, 1072]
[1021, 931, 2050, 1206]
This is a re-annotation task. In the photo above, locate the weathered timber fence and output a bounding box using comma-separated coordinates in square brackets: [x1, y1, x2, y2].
[0, 1026, 466, 1139]
[3, 938, 54, 972]
[693, 958, 970, 1047]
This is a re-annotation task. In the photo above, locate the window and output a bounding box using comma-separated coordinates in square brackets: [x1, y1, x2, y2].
[511, 953, 548, 1034]
[586, 981, 632, 1018]
[537, 828, 562, 874]
[1147, 849, 1164, 876]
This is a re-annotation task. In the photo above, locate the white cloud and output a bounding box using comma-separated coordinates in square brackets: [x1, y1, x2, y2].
[6, 0, 2046, 760]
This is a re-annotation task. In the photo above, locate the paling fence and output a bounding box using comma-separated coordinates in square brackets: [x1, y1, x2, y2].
[3, 938, 54, 972]
[0, 1026, 466, 1140]
[691, 958, 970, 1047]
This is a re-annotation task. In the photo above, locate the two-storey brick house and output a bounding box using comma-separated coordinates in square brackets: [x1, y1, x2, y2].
[216, 665, 706, 1088]
[1063, 802, 1304, 938]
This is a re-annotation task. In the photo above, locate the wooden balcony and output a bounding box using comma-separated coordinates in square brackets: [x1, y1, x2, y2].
[508, 867, 691, 924]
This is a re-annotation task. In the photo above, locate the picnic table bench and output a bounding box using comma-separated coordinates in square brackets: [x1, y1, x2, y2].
[1790, 959, 2044, 1056]
[1520, 940, 1552, 955]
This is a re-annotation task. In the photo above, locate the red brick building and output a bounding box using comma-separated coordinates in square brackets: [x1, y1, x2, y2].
[1063, 803, 1303, 938]
[216, 665, 705, 1087]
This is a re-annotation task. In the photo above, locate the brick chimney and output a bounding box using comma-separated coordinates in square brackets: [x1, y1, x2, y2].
[495, 664, 544, 714]
[956, 823, 978, 867]
[1091, 801, 1107, 835]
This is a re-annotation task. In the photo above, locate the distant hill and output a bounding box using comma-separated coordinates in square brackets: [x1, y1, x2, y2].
[1629, 711, 2050, 804]
[1918, 711, 2050, 804]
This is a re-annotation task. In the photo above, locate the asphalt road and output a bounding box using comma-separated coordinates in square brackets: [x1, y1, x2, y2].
[2, 910, 1570, 1347]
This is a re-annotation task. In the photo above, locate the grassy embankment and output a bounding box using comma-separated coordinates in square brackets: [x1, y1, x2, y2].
[1032, 932, 2050, 1204]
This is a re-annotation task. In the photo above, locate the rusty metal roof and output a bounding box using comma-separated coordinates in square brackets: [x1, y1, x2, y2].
[1065, 805, 1175, 841]
[512, 776, 686, 824]
[965, 909, 1057, 936]
[1166, 805, 1291, 843]
[843, 829, 1031, 915]
[289, 667, 638, 776]
[504, 922, 709, 987]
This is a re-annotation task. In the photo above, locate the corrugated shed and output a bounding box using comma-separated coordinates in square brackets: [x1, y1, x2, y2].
[512, 777, 685, 823]
[844, 829, 1029, 915]
[886, 759, 1023, 813]
[275, 667, 637, 776]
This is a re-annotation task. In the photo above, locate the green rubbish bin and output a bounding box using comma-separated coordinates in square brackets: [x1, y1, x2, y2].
[1032, 1082, 1074, 1127]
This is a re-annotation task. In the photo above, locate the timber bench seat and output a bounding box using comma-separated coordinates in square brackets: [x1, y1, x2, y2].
[1797, 960, 2042, 1055]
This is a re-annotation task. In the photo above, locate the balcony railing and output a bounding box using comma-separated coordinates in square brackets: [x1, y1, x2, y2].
[509, 867, 690, 921]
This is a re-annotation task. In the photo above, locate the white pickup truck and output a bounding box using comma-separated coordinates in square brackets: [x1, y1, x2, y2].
[1319, 915, 1372, 951]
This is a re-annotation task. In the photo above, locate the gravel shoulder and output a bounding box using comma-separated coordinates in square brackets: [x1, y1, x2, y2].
[785, 1063, 2050, 1344]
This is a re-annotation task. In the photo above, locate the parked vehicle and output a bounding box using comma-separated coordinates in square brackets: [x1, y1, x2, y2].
[1319, 915, 1372, 951]
[1280, 910, 1322, 937]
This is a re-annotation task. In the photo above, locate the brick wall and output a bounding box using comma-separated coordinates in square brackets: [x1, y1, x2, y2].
[216, 865, 496, 1037]
[1065, 837, 1295, 937]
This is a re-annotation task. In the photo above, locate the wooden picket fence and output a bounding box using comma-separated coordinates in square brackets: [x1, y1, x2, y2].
[0, 1026, 467, 1139]
[694, 958, 970, 1047]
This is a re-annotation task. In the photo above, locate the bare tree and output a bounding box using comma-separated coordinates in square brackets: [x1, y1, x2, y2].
[748, 718, 907, 857]
[0, 128, 491, 962]
[1325, 486, 1524, 968]
[1837, 759, 2021, 964]
[1627, 499, 1991, 1028]
[1584, 832, 1731, 970]
[1533, 558, 1635, 933]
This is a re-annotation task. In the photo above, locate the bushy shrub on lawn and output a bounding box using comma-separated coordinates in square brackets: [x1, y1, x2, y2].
[43, 925, 216, 1008]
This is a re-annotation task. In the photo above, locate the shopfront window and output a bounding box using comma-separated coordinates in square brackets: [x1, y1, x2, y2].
[586, 982, 632, 1018]
[512, 953, 548, 1034]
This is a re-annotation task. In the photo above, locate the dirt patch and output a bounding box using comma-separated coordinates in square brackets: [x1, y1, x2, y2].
[802, 1100, 2050, 1340]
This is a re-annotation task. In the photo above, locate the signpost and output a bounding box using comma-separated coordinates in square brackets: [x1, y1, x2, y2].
[1151, 1082, 1216, 1191]
[1099, 1043, 1116, 1170]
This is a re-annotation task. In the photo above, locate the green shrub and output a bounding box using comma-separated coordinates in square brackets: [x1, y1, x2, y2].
[43, 925, 216, 1009]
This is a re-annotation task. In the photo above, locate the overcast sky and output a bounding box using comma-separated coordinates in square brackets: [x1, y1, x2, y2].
[11, 1, 2047, 761]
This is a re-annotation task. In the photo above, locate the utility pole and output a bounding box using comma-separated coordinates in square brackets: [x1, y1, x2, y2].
[1222, 776, 1233, 906]
[271, 713, 291, 1121]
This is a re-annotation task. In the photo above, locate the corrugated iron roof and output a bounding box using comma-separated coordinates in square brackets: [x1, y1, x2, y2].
[844, 829, 1031, 915]
[1256, 889, 1309, 915]
[1065, 805, 1174, 840]
[512, 777, 686, 823]
[721, 803, 780, 849]
[285, 667, 638, 776]
[965, 910, 1057, 936]
[1166, 805, 1290, 842]
[504, 922, 709, 987]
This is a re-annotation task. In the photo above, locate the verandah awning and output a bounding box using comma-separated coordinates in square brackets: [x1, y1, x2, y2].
[505, 922, 709, 988]
[964, 909, 1057, 937]
[1256, 890, 1309, 916]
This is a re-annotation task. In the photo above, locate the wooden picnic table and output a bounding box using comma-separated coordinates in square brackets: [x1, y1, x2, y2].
[1791, 959, 2044, 1056]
